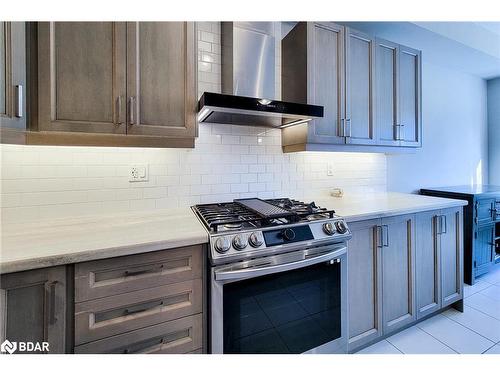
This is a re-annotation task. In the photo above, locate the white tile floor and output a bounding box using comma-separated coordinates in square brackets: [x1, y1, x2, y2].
[358, 263, 500, 354]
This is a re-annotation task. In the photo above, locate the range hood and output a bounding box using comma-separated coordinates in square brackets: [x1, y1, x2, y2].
[197, 22, 323, 128]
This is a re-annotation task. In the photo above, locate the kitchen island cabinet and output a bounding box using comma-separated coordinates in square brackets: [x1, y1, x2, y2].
[421, 185, 500, 284]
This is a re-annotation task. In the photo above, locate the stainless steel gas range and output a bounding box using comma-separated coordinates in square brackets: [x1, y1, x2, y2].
[192, 198, 351, 354]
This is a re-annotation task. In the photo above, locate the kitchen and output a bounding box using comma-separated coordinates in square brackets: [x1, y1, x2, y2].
[1, 0, 500, 371]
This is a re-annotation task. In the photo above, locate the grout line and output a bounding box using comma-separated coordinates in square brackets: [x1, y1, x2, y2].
[384, 339, 404, 354]
[464, 297, 500, 322]
[414, 325, 459, 354]
[439, 311, 498, 344]
[481, 342, 498, 354]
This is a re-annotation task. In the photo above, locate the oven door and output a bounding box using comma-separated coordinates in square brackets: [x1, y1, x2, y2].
[210, 244, 347, 354]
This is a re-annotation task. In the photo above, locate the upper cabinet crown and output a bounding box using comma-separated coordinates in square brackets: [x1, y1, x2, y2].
[1, 22, 197, 148]
[281, 22, 421, 152]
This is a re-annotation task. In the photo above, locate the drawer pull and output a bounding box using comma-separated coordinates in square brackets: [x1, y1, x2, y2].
[125, 301, 163, 316]
[125, 265, 162, 277]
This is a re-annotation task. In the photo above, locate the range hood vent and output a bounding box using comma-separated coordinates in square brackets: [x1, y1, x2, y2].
[198, 92, 323, 128]
[197, 22, 323, 128]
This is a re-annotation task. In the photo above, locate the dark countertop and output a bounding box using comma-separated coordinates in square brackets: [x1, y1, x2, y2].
[421, 185, 500, 197]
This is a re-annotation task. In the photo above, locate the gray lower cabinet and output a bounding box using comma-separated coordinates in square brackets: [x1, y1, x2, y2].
[0, 21, 27, 143]
[415, 207, 463, 319]
[349, 209, 463, 352]
[347, 219, 382, 350]
[380, 214, 416, 334]
[415, 210, 441, 319]
[474, 225, 495, 278]
[73, 245, 204, 354]
[0, 266, 68, 354]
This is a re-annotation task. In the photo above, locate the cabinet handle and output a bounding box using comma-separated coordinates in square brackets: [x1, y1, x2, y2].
[340, 118, 345, 137]
[15, 85, 23, 118]
[48, 281, 58, 326]
[399, 123, 405, 141]
[115, 96, 123, 125]
[376, 226, 383, 248]
[128, 96, 136, 125]
[345, 118, 352, 138]
[125, 265, 161, 277]
[441, 215, 447, 234]
[383, 225, 389, 247]
[435, 215, 441, 234]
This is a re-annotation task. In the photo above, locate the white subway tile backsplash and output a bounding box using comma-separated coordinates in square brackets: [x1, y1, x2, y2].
[0, 22, 386, 223]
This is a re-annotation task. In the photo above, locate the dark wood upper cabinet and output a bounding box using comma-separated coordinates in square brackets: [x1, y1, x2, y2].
[31, 21, 197, 147]
[37, 22, 127, 134]
[126, 22, 197, 138]
[0, 22, 27, 143]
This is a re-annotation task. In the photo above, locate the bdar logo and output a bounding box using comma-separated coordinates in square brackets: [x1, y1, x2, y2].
[1, 340, 17, 354]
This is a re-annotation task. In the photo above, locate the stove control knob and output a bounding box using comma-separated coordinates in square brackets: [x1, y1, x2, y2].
[335, 220, 348, 234]
[281, 228, 296, 241]
[214, 237, 231, 253]
[249, 232, 264, 248]
[233, 235, 248, 250]
[323, 222, 336, 236]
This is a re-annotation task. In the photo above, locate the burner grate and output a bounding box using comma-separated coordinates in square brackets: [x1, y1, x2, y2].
[192, 198, 336, 233]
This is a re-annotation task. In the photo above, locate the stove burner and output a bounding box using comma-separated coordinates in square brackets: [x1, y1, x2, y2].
[223, 223, 243, 230]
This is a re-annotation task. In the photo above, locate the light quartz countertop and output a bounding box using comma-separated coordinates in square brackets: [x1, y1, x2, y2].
[0, 208, 208, 274]
[310, 192, 468, 222]
[0, 192, 467, 274]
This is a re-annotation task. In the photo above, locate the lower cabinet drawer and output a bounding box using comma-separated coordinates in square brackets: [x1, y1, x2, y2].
[75, 245, 203, 302]
[74, 314, 203, 354]
[75, 279, 202, 345]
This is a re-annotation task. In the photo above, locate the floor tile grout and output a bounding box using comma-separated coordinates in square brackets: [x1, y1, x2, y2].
[481, 342, 498, 354]
[439, 312, 497, 344]
[463, 301, 500, 323]
[384, 339, 404, 354]
[415, 325, 459, 354]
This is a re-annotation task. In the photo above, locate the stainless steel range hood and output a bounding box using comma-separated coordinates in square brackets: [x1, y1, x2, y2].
[197, 22, 323, 128]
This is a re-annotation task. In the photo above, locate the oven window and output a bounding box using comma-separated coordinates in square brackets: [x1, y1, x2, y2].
[223, 261, 341, 354]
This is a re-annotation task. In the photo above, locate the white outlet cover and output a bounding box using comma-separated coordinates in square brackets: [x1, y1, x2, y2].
[327, 162, 334, 176]
[129, 164, 148, 182]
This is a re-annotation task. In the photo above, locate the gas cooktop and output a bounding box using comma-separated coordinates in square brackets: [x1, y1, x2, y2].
[192, 198, 351, 265]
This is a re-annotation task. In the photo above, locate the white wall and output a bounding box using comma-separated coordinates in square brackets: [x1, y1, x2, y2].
[488, 78, 500, 185]
[0, 22, 386, 224]
[387, 62, 488, 192]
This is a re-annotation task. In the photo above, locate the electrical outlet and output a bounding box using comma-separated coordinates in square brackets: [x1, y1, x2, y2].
[327, 162, 334, 176]
[129, 164, 148, 182]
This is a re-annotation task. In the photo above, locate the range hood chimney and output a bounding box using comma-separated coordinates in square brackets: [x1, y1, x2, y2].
[197, 22, 323, 128]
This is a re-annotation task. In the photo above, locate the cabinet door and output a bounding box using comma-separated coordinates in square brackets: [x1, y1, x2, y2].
[375, 38, 399, 146]
[347, 219, 382, 351]
[308, 22, 345, 144]
[398, 44, 421, 147]
[126, 22, 196, 138]
[38, 22, 127, 134]
[345, 28, 376, 145]
[475, 198, 496, 227]
[474, 225, 495, 278]
[440, 208, 463, 307]
[0, 22, 26, 132]
[415, 210, 441, 319]
[381, 214, 416, 334]
[0, 266, 67, 354]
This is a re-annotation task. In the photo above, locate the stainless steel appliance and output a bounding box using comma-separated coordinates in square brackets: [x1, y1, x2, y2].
[192, 198, 351, 354]
[197, 22, 323, 128]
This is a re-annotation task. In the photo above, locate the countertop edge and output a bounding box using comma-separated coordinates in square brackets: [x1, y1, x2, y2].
[343, 199, 468, 223]
[0, 234, 209, 275]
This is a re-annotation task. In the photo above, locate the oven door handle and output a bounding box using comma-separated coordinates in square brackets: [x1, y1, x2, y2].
[214, 247, 345, 282]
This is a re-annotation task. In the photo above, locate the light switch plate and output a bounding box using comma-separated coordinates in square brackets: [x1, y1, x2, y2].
[129, 164, 148, 182]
